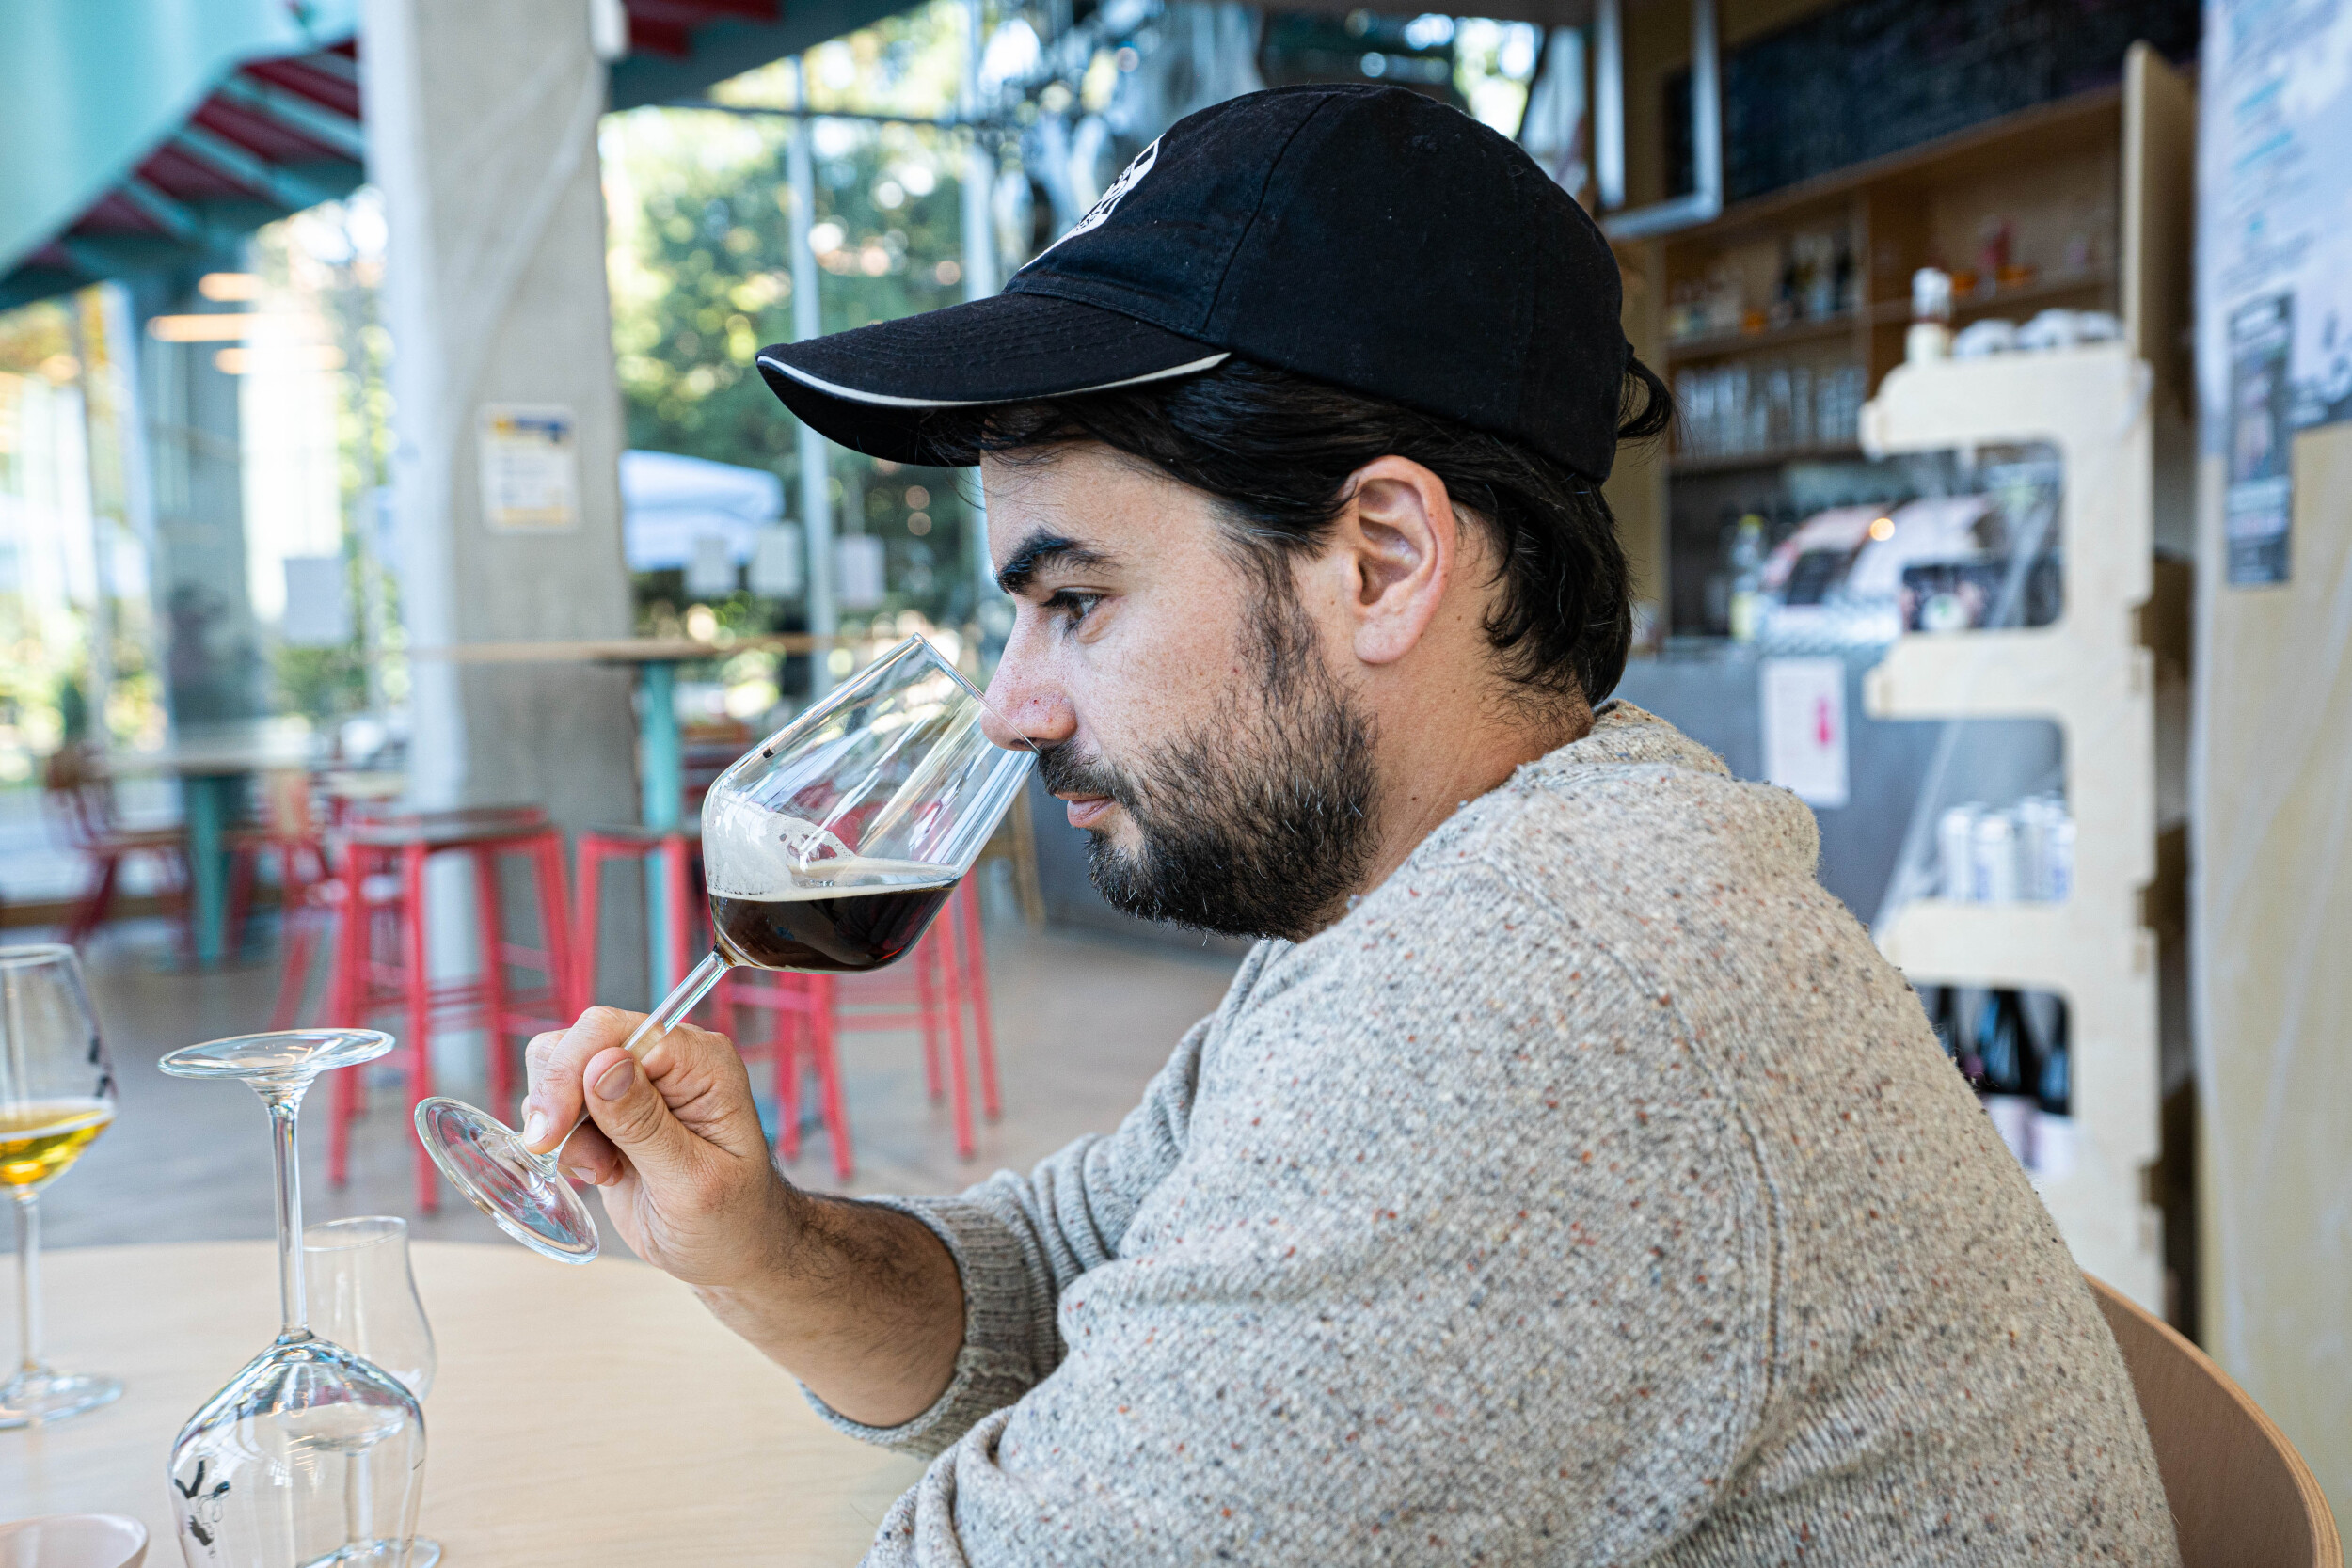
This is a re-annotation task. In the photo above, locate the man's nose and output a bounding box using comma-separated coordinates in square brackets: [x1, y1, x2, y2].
[981, 646, 1077, 752]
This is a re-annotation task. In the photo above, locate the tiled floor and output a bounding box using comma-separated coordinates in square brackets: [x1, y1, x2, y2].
[19, 910, 1241, 1253]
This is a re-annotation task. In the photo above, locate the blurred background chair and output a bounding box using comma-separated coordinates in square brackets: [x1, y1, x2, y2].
[43, 740, 194, 954]
[2089, 1274, 2343, 1568]
[722, 880, 1001, 1180]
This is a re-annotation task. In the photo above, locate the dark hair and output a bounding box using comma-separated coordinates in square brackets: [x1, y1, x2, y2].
[922, 355, 1672, 711]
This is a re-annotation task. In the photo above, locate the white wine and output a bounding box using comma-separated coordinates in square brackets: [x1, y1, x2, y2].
[0, 1099, 115, 1189]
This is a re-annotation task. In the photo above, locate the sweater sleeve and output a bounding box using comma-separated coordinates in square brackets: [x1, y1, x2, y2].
[801, 945, 1277, 1459]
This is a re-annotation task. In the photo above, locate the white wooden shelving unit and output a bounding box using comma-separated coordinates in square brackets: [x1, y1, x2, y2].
[1859, 341, 2164, 1307]
[1851, 46, 2193, 1315]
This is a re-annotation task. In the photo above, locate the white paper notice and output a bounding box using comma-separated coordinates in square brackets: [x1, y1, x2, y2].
[749, 524, 804, 597]
[836, 534, 885, 610]
[478, 404, 580, 532]
[279, 556, 352, 647]
[1759, 657, 1850, 808]
[686, 533, 737, 595]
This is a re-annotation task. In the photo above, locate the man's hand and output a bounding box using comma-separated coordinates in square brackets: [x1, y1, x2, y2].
[519, 1007, 967, 1428]
[520, 1007, 791, 1291]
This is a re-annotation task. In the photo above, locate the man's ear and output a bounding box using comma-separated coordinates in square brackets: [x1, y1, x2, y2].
[1327, 455, 1458, 667]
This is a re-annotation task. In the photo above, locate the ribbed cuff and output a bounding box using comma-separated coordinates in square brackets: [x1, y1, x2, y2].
[800, 1194, 1050, 1460]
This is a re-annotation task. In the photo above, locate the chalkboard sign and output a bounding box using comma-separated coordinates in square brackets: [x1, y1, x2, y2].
[1692, 0, 2200, 203]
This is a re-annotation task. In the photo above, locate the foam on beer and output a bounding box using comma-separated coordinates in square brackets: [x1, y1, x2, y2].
[703, 789, 956, 901]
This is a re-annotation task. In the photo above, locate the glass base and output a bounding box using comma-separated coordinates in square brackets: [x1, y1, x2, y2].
[160, 1029, 394, 1086]
[0, 1368, 123, 1427]
[415, 1098, 599, 1263]
[296, 1537, 439, 1567]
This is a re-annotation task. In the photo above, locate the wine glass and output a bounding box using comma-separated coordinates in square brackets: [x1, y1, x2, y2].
[416, 634, 1036, 1263]
[307, 1216, 441, 1568]
[161, 1031, 425, 1567]
[0, 942, 120, 1428]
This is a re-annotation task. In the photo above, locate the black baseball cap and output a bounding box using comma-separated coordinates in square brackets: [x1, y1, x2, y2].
[756, 84, 1632, 481]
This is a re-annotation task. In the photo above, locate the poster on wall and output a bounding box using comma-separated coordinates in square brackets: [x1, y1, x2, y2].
[1759, 657, 1851, 810]
[2198, 0, 2352, 585]
[478, 404, 580, 532]
[2226, 295, 2296, 584]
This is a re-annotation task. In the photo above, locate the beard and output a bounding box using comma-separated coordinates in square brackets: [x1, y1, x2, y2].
[1036, 591, 1380, 942]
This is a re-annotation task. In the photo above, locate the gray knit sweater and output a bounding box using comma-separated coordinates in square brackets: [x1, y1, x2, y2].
[815, 703, 2179, 1565]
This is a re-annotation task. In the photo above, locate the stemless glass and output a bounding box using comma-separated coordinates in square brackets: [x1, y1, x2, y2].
[0, 942, 120, 1427]
[307, 1216, 439, 1568]
[416, 634, 1036, 1263]
[161, 1031, 424, 1568]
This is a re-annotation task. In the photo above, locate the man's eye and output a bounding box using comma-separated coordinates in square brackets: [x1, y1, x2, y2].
[1044, 591, 1102, 626]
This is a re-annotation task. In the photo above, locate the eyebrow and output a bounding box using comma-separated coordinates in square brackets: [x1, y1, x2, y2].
[996, 530, 1113, 595]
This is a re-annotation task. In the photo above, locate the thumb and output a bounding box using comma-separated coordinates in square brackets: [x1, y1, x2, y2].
[580, 1048, 700, 1187]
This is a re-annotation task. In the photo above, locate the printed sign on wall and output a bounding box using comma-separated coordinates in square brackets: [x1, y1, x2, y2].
[478, 404, 580, 532]
[2198, 0, 2352, 585]
[1759, 657, 1851, 809]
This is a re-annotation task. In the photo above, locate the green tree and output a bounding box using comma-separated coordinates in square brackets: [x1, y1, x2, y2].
[605, 0, 992, 642]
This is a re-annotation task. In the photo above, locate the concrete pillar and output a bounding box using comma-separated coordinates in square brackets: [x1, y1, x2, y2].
[360, 0, 636, 832]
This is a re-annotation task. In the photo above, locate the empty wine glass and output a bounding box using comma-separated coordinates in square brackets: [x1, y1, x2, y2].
[307, 1216, 439, 1568]
[416, 635, 1035, 1264]
[0, 942, 119, 1428]
[161, 1031, 424, 1567]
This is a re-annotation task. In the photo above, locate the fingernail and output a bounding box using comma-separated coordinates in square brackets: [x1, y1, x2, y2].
[521, 1110, 548, 1147]
[595, 1058, 637, 1101]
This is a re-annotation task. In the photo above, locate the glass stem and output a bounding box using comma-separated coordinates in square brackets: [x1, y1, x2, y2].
[548, 948, 731, 1164]
[262, 1084, 310, 1343]
[11, 1192, 41, 1379]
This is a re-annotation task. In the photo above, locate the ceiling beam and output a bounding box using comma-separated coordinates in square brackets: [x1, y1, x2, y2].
[116, 177, 204, 242]
[170, 122, 341, 213]
[216, 73, 367, 162]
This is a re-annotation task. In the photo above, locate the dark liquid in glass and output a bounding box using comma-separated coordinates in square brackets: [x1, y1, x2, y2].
[710, 881, 959, 974]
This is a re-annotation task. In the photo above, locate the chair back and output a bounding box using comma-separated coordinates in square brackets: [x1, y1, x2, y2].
[260, 767, 321, 842]
[2087, 1274, 2343, 1568]
[40, 741, 117, 849]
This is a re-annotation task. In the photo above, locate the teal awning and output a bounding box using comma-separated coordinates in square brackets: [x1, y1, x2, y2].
[0, 1, 364, 306]
[0, 0, 916, 311]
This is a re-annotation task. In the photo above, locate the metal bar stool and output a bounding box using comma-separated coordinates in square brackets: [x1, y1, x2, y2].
[570, 825, 702, 1021]
[322, 805, 574, 1212]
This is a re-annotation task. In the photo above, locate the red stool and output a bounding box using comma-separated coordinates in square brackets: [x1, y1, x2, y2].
[570, 826, 703, 1020]
[322, 807, 575, 1212]
[722, 880, 1000, 1180]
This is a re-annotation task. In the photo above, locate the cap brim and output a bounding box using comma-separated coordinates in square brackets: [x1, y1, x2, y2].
[755, 292, 1228, 466]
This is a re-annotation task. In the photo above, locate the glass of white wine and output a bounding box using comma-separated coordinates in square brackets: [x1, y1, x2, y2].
[0, 942, 120, 1427]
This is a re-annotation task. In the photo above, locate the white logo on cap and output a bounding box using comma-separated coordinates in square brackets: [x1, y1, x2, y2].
[1037, 137, 1159, 258]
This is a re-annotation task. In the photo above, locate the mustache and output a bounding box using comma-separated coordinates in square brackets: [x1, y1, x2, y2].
[1035, 744, 1144, 813]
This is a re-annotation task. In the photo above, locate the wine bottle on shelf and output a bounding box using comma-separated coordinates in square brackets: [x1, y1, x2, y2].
[2031, 998, 2075, 1180]
[1952, 986, 1989, 1087]
[1976, 989, 2035, 1166]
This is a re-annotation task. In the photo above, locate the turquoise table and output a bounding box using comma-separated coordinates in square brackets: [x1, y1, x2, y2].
[105, 721, 316, 967]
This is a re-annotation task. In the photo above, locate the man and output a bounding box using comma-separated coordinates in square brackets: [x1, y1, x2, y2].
[525, 86, 2178, 1563]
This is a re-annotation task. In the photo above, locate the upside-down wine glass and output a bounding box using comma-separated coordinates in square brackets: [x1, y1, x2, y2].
[416, 634, 1037, 1263]
[161, 1030, 424, 1567]
[0, 942, 120, 1427]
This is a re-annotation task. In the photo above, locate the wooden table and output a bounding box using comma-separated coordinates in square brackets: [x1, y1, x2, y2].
[0, 1243, 924, 1564]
